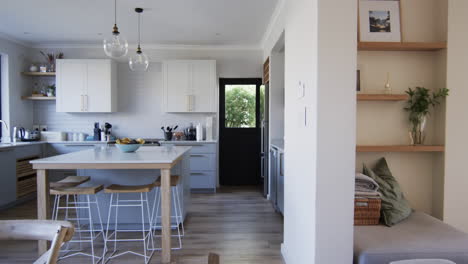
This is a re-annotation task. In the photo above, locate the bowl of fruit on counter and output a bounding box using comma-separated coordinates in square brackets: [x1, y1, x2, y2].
[115, 138, 145, 153]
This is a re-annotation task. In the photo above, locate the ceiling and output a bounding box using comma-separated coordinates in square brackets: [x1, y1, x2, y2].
[0, 0, 278, 47]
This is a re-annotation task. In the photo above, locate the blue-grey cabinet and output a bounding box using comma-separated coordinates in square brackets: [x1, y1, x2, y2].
[160, 142, 217, 193]
[0, 148, 17, 207]
[269, 146, 284, 215]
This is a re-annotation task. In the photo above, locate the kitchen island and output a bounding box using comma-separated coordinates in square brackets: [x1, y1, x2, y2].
[31, 145, 191, 264]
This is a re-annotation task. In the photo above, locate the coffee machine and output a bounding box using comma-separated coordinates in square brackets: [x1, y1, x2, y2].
[184, 124, 197, 141]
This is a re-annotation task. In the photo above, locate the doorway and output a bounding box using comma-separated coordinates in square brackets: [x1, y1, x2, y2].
[219, 78, 262, 186]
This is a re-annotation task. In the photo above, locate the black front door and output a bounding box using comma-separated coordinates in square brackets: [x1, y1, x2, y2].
[219, 78, 262, 186]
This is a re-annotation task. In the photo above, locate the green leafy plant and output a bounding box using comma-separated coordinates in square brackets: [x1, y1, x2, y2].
[225, 86, 256, 128]
[404, 87, 449, 128]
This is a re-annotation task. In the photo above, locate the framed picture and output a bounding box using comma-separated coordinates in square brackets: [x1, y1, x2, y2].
[359, 0, 401, 42]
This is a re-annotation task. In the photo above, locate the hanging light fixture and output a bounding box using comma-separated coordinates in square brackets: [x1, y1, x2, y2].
[103, 0, 128, 58]
[129, 8, 149, 71]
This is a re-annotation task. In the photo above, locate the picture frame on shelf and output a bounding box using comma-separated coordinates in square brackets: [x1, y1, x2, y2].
[359, 0, 401, 42]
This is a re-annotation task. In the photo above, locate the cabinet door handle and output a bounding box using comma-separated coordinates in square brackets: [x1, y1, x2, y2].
[85, 95, 88, 112]
[190, 154, 205, 157]
[190, 172, 205, 175]
[81, 95, 84, 111]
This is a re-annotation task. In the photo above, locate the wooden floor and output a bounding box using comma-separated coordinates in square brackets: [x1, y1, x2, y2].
[0, 187, 284, 264]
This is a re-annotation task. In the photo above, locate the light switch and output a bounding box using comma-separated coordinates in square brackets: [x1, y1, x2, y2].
[297, 81, 305, 99]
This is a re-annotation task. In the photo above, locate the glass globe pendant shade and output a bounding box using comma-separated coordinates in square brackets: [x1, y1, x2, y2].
[129, 49, 149, 71]
[103, 33, 128, 58]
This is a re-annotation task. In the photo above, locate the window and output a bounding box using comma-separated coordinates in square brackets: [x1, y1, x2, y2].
[224, 85, 257, 128]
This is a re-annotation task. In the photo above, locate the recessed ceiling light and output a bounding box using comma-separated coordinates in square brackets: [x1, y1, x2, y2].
[97, 33, 103, 36]
[215, 33, 221, 36]
[23, 32, 31, 35]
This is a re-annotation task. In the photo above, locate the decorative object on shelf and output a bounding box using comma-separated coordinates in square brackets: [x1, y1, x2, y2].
[384, 72, 391, 94]
[404, 87, 449, 145]
[357, 70, 361, 92]
[39, 51, 63, 72]
[39, 65, 47, 73]
[29, 64, 38, 72]
[47, 84, 56, 97]
[129, 8, 149, 71]
[359, 0, 401, 42]
[103, 0, 128, 58]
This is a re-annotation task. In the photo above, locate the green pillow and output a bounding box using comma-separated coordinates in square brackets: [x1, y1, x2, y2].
[363, 158, 412, 226]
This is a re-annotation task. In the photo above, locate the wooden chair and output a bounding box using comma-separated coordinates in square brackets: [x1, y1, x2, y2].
[0, 220, 74, 264]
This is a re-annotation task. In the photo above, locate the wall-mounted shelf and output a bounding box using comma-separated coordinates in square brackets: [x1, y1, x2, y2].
[357, 94, 408, 101]
[21, 96, 56, 101]
[356, 145, 445, 152]
[358, 42, 447, 51]
[21, 72, 56, 76]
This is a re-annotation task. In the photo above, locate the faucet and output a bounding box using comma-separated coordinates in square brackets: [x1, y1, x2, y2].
[0, 120, 10, 143]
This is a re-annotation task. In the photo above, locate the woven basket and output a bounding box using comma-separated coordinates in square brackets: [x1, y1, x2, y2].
[354, 198, 381, 226]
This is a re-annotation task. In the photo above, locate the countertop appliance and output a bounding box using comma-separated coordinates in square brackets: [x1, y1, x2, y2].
[184, 124, 197, 141]
[16, 127, 40, 141]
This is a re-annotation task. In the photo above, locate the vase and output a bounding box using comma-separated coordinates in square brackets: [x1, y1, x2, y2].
[48, 63, 55, 72]
[409, 115, 427, 145]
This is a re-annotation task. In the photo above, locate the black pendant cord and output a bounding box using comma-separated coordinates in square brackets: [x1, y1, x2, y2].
[136, 8, 143, 54]
[112, 0, 120, 35]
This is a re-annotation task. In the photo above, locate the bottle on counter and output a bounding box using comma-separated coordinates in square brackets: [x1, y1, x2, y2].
[196, 123, 204, 141]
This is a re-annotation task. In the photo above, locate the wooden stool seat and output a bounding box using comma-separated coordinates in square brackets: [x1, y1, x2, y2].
[104, 183, 155, 193]
[50, 176, 91, 189]
[50, 185, 104, 195]
[154, 175, 180, 187]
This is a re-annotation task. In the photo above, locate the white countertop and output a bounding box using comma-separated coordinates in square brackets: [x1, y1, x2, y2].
[31, 146, 191, 164]
[159, 140, 218, 144]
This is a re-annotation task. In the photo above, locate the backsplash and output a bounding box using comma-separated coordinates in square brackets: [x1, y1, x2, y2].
[32, 63, 217, 139]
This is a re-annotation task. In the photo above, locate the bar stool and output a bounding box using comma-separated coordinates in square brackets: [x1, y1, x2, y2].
[150, 175, 184, 250]
[51, 176, 91, 220]
[51, 184, 105, 264]
[103, 183, 155, 264]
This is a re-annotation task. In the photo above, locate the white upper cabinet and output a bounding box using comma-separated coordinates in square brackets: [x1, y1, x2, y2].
[163, 60, 217, 113]
[56, 59, 117, 113]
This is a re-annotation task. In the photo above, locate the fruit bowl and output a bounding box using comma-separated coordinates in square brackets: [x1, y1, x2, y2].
[115, 138, 145, 153]
[115, 143, 142, 153]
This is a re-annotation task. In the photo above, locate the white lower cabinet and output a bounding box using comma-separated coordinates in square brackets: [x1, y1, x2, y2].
[160, 142, 217, 193]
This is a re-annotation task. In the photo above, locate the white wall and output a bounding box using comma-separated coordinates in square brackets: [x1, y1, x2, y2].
[28, 47, 263, 138]
[270, 0, 356, 263]
[314, 0, 356, 261]
[0, 37, 33, 139]
[444, 0, 468, 232]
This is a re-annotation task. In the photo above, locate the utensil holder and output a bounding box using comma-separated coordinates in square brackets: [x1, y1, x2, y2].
[164, 132, 173, 141]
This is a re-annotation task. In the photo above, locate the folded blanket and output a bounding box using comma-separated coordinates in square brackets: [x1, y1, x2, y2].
[355, 191, 380, 198]
[355, 172, 379, 193]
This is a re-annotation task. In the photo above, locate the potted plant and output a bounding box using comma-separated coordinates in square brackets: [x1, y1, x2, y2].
[404, 87, 449, 145]
[47, 84, 56, 97]
[40, 51, 64, 72]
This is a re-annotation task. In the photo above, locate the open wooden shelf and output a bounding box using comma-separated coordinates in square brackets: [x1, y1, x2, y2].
[21, 72, 56, 76]
[357, 94, 408, 101]
[21, 96, 56, 101]
[358, 42, 447, 51]
[356, 145, 445, 152]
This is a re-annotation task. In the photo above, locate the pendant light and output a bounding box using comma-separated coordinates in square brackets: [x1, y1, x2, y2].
[103, 0, 128, 58]
[129, 8, 149, 71]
